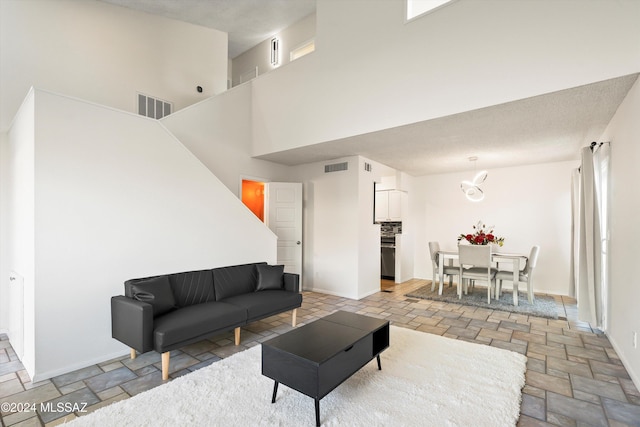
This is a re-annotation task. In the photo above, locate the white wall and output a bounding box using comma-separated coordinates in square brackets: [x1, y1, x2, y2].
[412, 161, 578, 296]
[251, 0, 640, 156]
[4, 89, 276, 381]
[161, 84, 291, 197]
[231, 13, 316, 86]
[3, 90, 36, 373]
[0, 129, 7, 332]
[0, 0, 228, 132]
[357, 157, 383, 298]
[288, 156, 391, 299]
[600, 77, 640, 387]
[291, 157, 360, 298]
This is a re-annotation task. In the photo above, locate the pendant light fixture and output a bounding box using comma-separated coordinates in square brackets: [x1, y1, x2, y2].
[460, 156, 487, 202]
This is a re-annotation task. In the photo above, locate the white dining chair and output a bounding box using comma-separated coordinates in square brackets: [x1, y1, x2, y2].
[428, 242, 459, 295]
[496, 245, 540, 304]
[458, 245, 497, 303]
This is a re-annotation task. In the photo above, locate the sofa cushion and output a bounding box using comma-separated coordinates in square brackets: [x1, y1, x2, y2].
[130, 276, 176, 317]
[222, 290, 302, 322]
[256, 264, 284, 291]
[153, 301, 246, 351]
[213, 263, 265, 301]
[168, 270, 215, 307]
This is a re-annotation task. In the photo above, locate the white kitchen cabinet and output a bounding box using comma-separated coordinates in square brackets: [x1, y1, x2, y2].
[388, 191, 402, 219]
[374, 190, 389, 221]
[375, 190, 403, 221]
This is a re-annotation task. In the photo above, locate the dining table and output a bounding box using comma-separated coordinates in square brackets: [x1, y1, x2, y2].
[436, 250, 529, 306]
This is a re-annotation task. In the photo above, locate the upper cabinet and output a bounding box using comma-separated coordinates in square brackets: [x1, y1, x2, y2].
[375, 173, 410, 222]
[375, 190, 404, 222]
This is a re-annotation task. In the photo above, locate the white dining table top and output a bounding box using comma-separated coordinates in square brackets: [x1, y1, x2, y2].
[437, 250, 527, 259]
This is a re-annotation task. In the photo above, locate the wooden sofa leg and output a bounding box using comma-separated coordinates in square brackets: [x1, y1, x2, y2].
[234, 327, 241, 345]
[130, 348, 136, 359]
[292, 308, 298, 327]
[161, 352, 170, 381]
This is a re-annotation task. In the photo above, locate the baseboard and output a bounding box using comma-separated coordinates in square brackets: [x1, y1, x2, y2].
[304, 286, 358, 300]
[424, 275, 569, 297]
[607, 333, 640, 391]
[303, 286, 381, 301]
[357, 288, 381, 299]
[31, 349, 129, 383]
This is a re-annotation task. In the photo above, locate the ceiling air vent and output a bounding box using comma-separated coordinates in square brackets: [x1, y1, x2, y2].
[324, 162, 349, 173]
[138, 93, 172, 119]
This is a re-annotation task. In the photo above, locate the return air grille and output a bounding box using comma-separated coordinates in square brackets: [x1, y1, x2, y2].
[138, 93, 172, 119]
[324, 162, 349, 173]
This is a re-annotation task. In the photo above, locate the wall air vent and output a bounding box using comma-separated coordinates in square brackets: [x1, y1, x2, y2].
[364, 162, 372, 172]
[324, 162, 349, 173]
[138, 93, 172, 119]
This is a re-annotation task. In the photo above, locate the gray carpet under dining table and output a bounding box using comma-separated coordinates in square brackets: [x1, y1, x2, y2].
[405, 282, 561, 319]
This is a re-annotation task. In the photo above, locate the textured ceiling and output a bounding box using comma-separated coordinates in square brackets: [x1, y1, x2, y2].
[99, 0, 316, 58]
[255, 74, 639, 175]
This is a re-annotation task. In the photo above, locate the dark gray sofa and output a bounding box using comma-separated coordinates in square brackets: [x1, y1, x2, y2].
[111, 262, 302, 380]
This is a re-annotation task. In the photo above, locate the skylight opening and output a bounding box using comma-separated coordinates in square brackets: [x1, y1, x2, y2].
[406, 0, 455, 21]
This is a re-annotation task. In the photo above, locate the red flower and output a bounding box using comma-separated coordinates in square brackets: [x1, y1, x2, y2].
[458, 221, 505, 246]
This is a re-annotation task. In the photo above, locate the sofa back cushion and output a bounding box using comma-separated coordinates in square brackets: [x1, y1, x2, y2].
[213, 262, 265, 301]
[129, 275, 176, 317]
[168, 270, 215, 307]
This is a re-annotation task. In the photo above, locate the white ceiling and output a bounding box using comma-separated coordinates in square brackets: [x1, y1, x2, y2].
[96, 1, 637, 176]
[256, 74, 639, 175]
[99, 0, 316, 58]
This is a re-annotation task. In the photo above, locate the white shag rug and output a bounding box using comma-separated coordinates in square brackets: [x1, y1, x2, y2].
[67, 326, 527, 427]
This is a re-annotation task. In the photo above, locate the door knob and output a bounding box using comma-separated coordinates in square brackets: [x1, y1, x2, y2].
[296, 241, 301, 245]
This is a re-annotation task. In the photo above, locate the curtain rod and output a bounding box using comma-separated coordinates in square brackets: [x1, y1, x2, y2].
[589, 141, 610, 152]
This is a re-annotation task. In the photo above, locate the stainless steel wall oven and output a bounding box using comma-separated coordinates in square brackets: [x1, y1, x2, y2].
[381, 235, 395, 279]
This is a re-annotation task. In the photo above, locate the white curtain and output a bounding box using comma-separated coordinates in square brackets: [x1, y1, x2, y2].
[569, 169, 580, 298]
[572, 144, 610, 329]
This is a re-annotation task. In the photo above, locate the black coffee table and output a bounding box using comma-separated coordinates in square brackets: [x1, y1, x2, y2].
[261, 311, 390, 426]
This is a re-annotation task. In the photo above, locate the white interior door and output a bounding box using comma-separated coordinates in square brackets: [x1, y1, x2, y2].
[9, 271, 24, 360]
[265, 183, 303, 283]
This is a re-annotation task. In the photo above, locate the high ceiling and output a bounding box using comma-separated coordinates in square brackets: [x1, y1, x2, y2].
[97, 1, 637, 176]
[99, 0, 316, 58]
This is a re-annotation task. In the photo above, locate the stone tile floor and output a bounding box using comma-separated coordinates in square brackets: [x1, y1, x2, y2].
[1, 279, 639, 426]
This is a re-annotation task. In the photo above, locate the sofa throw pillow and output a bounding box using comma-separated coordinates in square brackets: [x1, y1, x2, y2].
[131, 276, 176, 316]
[256, 264, 284, 291]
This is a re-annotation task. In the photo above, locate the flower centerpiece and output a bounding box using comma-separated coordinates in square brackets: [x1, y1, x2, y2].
[458, 221, 504, 246]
